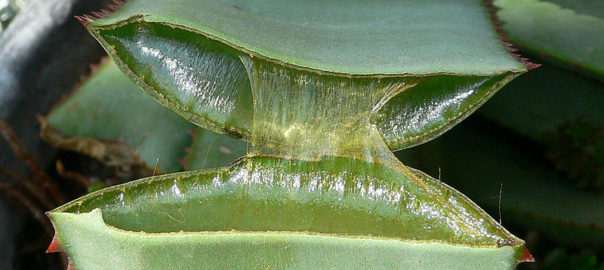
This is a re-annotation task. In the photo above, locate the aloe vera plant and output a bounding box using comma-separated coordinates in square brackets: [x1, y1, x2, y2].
[46, 0, 537, 269]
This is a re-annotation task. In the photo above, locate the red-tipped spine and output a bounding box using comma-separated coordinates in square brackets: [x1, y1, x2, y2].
[519, 247, 535, 263]
[74, 15, 93, 27]
[46, 234, 61, 253]
[49, 56, 110, 114]
[74, 0, 129, 27]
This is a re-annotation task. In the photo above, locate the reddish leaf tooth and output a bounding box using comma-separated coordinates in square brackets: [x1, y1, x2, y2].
[75, 0, 130, 27]
[519, 247, 535, 263]
[46, 234, 61, 253]
[483, 0, 540, 71]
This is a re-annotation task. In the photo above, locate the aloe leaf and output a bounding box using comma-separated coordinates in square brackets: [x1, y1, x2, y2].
[495, 0, 604, 78]
[49, 156, 529, 269]
[93, 0, 524, 75]
[82, 0, 528, 150]
[399, 122, 604, 249]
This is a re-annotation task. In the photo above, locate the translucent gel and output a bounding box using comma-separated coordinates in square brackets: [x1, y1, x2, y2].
[243, 56, 419, 166]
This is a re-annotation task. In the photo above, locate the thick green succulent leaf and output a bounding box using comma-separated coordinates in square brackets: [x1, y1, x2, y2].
[399, 122, 604, 249]
[94, 0, 523, 76]
[83, 0, 527, 150]
[495, 0, 604, 78]
[49, 156, 528, 269]
[45, 59, 247, 173]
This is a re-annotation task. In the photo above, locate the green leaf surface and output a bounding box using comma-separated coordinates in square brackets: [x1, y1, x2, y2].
[84, 0, 527, 150]
[50, 210, 519, 270]
[46, 59, 247, 173]
[546, 0, 604, 19]
[50, 156, 527, 269]
[399, 122, 604, 249]
[495, 0, 604, 77]
[94, 0, 524, 76]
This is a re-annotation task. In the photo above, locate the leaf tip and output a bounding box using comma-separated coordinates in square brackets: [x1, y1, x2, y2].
[519, 247, 535, 263]
[525, 62, 541, 70]
[74, 15, 92, 27]
[75, 0, 129, 26]
[46, 233, 61, 253]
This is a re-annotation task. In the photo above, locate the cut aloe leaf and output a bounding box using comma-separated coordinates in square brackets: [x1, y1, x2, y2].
[45, 59, 247, 173]
[49, 156, 530, 269]
[495, 0, 604, 78]
[82, 0, 528, 150]
[48, 0, 535, 268]
[399, 121, 604, 249]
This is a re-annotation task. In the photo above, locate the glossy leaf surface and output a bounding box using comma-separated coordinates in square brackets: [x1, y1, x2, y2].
[85, 0, 527, 150]
[50, 156, 527, 269]
[496, 0, 604, 77]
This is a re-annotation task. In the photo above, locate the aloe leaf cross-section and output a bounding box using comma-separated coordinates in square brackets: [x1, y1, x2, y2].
[48, 0, 535, 269]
